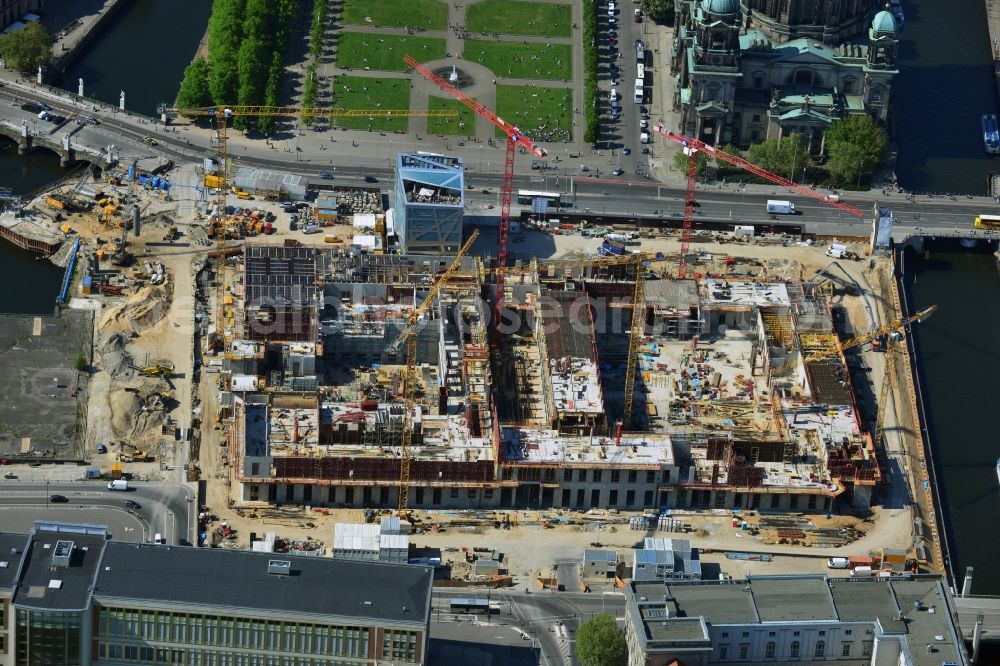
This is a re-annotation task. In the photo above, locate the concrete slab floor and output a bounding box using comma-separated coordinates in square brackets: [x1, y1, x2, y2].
[0, 311, 91, 459]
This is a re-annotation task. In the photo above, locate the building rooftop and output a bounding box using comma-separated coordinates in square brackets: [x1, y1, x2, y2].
[0, 533, 27, 589]
[503, 428, 674, 466]
[10, 523, 108, 611]
[96, 542, 432, 624]
[702, 280, 790, 307]
[749, 575, 837, 622]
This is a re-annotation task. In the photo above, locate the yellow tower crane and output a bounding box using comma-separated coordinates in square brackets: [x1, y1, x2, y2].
[622, 253, 646, 431]
[386, 229, 480, 514]
[168, 105, 456, 350]
[802, 305, 936, 363]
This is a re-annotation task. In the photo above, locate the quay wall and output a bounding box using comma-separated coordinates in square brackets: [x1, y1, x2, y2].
[49, 0, 133, 77]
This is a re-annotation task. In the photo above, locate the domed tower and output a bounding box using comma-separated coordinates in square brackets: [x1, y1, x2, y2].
[740, 0, 869, 45]
[867, 8, 898, 69]
[693, 0, 741, 67]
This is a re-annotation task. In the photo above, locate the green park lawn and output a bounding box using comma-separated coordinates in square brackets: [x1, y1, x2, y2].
[427, 97, 476, 136]
[336, 32, 446, 72]
[466, 0, 573, 38]
[340, 0, 448, 30]
[463, 40, 572, 81]
[330, 76, 412, 132]
[495, 85, 573, 142]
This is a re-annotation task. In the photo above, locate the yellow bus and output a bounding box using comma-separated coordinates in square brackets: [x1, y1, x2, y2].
[974, 214, 1000, 229]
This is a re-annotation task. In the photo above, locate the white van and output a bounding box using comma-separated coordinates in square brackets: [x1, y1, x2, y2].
[610, 87, 618, 101]
[153, 533, 166, 544]
[851, 565, 873, 577]
[826, 243, 848, 259]
[827, 557, 850, 569]
[107, 479, 128, 491]
[608, 2, 616, 16]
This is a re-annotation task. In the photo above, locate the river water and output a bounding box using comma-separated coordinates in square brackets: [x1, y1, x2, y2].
[57, 0, 212, 117]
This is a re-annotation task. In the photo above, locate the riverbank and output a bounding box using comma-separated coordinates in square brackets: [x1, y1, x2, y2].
[48, 0, 133, 78]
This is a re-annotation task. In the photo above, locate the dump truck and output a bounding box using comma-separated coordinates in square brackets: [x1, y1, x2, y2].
[46, 196, 66, 210]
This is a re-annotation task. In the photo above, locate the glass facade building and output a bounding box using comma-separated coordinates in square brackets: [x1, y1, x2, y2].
[392, 153, 465, 254]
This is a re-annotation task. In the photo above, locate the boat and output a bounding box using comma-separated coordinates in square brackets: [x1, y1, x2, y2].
[983, 114, 1000, 154]
[889, 0, 904, 32]
[996, 457, 1000, 487]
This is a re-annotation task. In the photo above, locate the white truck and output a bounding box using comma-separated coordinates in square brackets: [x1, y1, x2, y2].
[826, 243, 848, 259]
[766, 200, 795, 215]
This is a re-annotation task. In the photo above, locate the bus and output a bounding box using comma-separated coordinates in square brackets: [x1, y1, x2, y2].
[974, 214, 1000, 229]
[449, 598, 490, 614]
[517, 190, 561, 206]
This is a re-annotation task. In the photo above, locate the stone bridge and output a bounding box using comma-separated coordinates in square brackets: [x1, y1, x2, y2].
[0, 119, 105, 166]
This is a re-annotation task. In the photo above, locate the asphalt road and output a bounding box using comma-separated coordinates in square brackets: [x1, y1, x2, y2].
[433, 588, 627, 666]
[0, 481, 194, 544]
[5, 82, 998, 240]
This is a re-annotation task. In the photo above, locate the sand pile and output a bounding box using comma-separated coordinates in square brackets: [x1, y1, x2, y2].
[97, 333, 135, 382]
[101, 285, 170, 334]
[109, 387, 168, 448]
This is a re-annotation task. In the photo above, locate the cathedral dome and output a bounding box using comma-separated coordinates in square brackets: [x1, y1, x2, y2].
[871, 10, 897, 34]
[700, 0, 739, 17]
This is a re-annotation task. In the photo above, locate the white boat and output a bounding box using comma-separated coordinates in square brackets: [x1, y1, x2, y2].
[996, 457, 1000, 486]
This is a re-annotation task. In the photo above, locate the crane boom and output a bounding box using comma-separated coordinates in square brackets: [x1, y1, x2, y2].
[402, 56, 547, 158]
[403, 54, 545, 346]
[388, 229, 480, 354]
[804, 305, 936, 363]
[396, 229, 480, 513]
[680, 144, 699, 278]
[650, 124, 866, 218]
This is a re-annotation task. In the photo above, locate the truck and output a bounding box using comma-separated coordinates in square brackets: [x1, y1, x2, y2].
[606, 232, 635, 242]
[204, 174, 224, 188]
[600, 238, 628, 256]
[766, 200, 795, 215]
[826, 243, 848, 259]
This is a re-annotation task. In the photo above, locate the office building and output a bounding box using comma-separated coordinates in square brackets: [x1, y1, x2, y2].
[624, 574, 967, 666]
[391, 153, 464, 254]
[0, 522, 433, 666]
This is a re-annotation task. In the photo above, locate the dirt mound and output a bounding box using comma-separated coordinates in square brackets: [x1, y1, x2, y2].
[97, 333, 135, 382]
[101, 285, 170, 334]
[109, 387, 168, 449]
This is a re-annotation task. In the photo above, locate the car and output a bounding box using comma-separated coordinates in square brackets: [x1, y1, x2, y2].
[641, 146, 650, 155]
[96, 443, 107, 454]
[49, 495, 69, 503]
[264, 212, 276, 223]
[319, 171, 333, 179]
[634, 8, 642, 21]
[124, 499, 141, 511]
[142, 136, 158, 146]
[640, 109, 649, 120]
[81, 114, 99, 125]
[622, 145, 631, 155]
[640, 118, 648, 129]
[289, 220, 298, 231]
[363, 175, 378, 183]
[153, 533, 166, 544]
[612, 167, 624, 176]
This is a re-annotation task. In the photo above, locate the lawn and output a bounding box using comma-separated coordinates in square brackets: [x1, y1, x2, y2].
[495, 85, 573, 142]
[336, 32, 446, 72]
[466, 0, 573, 38]
[340, 0, 447, 30]
[330, 76, 412, 132]
[427, 97, 476, 136]
[463, 40, 572, 81]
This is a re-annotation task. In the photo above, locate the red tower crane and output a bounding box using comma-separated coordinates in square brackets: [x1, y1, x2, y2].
[404, 55, 546, 339]
[649, 124, 866, 278]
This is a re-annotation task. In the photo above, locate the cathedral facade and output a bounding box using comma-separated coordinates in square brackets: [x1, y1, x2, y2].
[670, 0, 898, 153]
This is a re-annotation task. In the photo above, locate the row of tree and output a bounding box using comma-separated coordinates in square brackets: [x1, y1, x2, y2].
[309, 0, 328, 60]
[672, 114, 888, 188]
[582, 0, 599, 143]
[640, 0, 674, 24]
[176, 0, 298, 133]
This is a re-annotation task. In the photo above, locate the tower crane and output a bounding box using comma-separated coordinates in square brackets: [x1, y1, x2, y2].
[802, 305, 936, 363]
[402, 55, 547, 342]
[169, 104, 456, 350]
[649, 124, 866, 278]
[386, 229, 479, 514]
[621, 252, 646, 432]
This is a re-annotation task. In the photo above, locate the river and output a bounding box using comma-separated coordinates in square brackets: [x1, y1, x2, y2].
[56, 0, 212, 117]
[0, 140, 67, 313]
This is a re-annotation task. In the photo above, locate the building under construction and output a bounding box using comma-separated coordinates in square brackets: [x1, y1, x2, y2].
[221, 247, 879, 513]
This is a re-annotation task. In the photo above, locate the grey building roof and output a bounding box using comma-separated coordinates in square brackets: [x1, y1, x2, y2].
[666, 582, 759, 624]
[583, 549, 618, 564]
[10, 524, 108, 611]
[749, 575, 837, 622]
[0, 533, 29, 590]
[96, 542, 433, 625]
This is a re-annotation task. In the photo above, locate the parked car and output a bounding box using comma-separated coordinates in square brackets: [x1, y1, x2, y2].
[124, 499, 141, 511]
[622, 145, 631, 155]
[364, 175, 378, 183]
[96, 443, 107, 454]
[49, 495, 69, 503]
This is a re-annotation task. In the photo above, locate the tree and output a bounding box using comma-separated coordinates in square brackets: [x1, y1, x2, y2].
[176, 57, 212, 109]
[207, 0, 245, 105]
[824, 114, 888, 188]
[576, 615, 627, 666]
[673, 146, 711, 178]
[72, 352, 87, 372]
[0, 21, 52, 75]
[746, 133, 810, 183]
[641, 0, 674, 24]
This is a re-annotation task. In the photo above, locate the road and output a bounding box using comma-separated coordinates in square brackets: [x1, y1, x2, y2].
[433, 588, 627, 666]
[5, 79, 1000, 240]
[0, 481, 194, 545]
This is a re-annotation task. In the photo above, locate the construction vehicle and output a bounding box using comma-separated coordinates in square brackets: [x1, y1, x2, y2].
[386, 229, 479, 514]
[130, 360, 174, 377]
[168, 103, 457, 352]
[163, 225, 177, 241]
[404, 54, 546, 343]
[204, 174, 224, 189]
